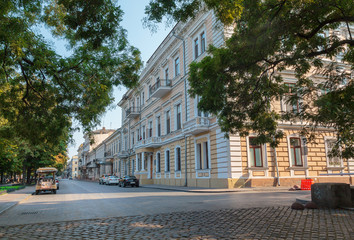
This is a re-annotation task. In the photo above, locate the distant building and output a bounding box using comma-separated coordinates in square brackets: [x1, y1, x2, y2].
[79, 127, 115, 180]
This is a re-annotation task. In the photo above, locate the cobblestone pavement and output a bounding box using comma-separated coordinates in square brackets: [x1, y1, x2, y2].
[0, 206, 353, 239]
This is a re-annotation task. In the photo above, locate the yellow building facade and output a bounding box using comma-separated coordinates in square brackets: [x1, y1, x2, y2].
[84, 10, 353, 188]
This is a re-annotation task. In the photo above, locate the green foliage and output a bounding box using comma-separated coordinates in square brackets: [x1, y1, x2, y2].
[0, 0, 142, 148]
[146, 0, 354, 158]
[1, 1, 142, 175]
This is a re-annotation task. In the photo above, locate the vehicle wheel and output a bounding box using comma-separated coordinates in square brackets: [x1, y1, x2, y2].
[35, 190, 39, 195]
[136, 184, 139, 187]
[53, 190, 57, 194]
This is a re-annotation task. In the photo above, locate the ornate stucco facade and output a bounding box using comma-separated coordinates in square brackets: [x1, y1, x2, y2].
[79, 10, 354, 188]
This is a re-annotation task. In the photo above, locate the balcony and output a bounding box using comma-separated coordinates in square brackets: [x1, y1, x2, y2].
[126, 107, 140, 119]
[135, 137, 162, 149]
[118, 150, 129, 159]
[149, 79, 172, 98]
[183, 117, 210, 135]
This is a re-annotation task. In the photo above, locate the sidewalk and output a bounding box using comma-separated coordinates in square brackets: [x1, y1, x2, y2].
[141, 184, 296, 193]
[0, 185, 35, 215]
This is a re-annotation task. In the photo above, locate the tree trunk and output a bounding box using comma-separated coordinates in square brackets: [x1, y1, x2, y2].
[0, 170, 3, 184]
[26, 167, 31, 184]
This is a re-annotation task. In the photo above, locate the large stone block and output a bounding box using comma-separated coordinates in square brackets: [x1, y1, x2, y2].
[311, 183, 352, 208]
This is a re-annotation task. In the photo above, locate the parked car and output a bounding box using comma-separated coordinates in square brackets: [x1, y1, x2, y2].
[99, 175, 111, 185]
[119, 175, 139, 187]
[106, 176, 119, 185]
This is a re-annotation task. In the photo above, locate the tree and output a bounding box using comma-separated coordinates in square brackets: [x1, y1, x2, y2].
[145, 0, 354, 158]
[0, 0, 142, 147]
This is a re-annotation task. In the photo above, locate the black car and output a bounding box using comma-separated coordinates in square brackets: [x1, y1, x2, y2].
[119, 175, 139, 187]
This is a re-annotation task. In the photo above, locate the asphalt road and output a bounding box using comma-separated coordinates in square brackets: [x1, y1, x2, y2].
[0, 179, 310, 226]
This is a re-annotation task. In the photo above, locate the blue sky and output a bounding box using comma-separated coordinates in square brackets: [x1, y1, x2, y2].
[67, 0, 173, 158]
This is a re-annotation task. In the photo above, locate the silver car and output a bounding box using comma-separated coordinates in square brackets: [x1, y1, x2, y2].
[106, 176, 119, 185]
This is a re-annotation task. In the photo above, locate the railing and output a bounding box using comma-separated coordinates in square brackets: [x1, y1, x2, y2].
[183, 116, 210, 129]
[126, 107, 140, 117]
[135, 137, 162, 148]
[149, 79, 172, 96]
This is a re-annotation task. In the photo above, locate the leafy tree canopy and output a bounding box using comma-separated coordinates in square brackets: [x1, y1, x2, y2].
[0, 0, 142, 147]
[146, 0, 353, 158]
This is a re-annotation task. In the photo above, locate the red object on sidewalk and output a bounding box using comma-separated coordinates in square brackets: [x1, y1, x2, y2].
[301, 179, 314, 190]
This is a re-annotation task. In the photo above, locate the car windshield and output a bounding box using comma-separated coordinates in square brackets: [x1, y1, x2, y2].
[126, 176, 136, 179]
[110, 176, 118, 179]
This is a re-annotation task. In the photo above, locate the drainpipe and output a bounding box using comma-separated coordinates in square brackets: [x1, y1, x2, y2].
[173, 32, 189, 187]
[273, 137, 280, 186]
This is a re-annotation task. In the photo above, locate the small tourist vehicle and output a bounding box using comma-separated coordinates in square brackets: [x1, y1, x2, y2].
[35, 167, 58, 195]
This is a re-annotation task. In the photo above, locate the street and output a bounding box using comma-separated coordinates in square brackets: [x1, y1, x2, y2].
[0, 180, 353, 239]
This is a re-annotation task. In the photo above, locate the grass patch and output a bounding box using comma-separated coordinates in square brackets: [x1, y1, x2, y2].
[0, 185, 26, 193]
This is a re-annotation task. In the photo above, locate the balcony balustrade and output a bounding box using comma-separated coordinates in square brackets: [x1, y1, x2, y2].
[135, 137, 162, 149]
[126, 107, 140, 119]
[118, 150, 129, 158]
[149, 79, 172, 98]
[183, 116, 210, 135]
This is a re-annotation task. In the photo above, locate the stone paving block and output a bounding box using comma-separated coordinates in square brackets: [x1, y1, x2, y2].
[0, 207, 353, 239]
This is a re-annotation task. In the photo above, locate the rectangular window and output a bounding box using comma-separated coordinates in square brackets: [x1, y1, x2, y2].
[284, 83, 299, 114]
[166, 110, 171, 134]
[142, 125, 146, 140]
[148, 121, 153, 138]
[194, 38, 199, 59]
[176, 148, 181, 171]
[290, 137, 303, 166]
[204, 142, 209, 169]
[201, 32, 206, 54]
[165, 68, 169, 80]
[249, 137, 263, 167]
[157, 116, 161, 137]
[166, 150, 170, 172]
[325, 139, 342, 167]
[197, 143, 202, 169]
[124, 136, 128, 150]
[132, 132, 135, 145]
[157, 153, 161, 173]
[142, 92, 145, 105]
[175, 57, 180, 77]
[176, 104, 181, 130]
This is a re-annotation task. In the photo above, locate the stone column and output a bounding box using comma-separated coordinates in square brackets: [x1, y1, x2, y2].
[135, 154, 139, 171]
[142, 152, 145, 170]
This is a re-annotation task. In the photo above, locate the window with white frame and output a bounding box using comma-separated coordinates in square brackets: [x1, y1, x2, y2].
[200, 31, 206, 54]
[289, 137, 303, 166]
[165, 68, 169, 80]
[131, 132, 135, 145]
[166, 110, 171, 134]
[142, 125, 146, 140]
[175, 147, 181, 171]
[148, 121, 153, 138]
[247, 137, 267, 167]
[156, 116, 161, 137]
[165, 150, 170, 172]
[283, 83, 300, 114]
[156, 152, 161, 173]
[194, 38, 199, 59]
[175, 57, 180, 77]
[124, 136, 128, 150]
[176, 104, 181, 130]
[196, 95, 209, 117]
[196, 141, 209, 169]
[325, 138, 342, 168]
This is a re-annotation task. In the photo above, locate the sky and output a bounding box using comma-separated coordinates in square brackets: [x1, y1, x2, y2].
[66, 0, 173, 159]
